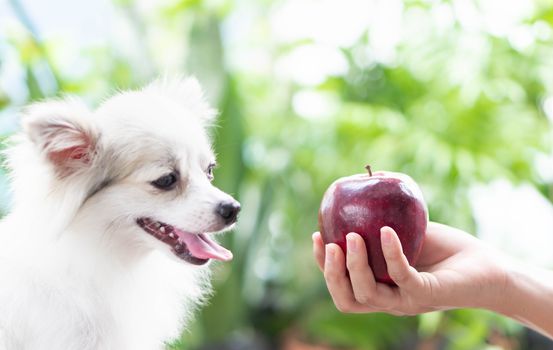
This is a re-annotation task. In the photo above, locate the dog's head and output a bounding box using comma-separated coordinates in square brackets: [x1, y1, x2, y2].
[20, 77, 239, 265]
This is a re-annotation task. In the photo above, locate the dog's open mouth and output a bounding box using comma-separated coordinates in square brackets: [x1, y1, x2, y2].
[136, 218, 233, 265]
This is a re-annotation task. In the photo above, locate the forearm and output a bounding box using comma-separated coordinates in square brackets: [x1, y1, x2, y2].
[494, 261, 553, 338]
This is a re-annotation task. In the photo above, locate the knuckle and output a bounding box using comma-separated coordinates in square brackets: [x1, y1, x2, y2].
[393, 272, 409, 284]
[323, 269, 338, 282]
[354, 293, 372, 305]
[390, 269, 409, 284]
[335, 303, 352, 313]
[346, 257, 361, 271]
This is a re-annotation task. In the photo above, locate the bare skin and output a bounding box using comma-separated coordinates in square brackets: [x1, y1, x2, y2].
[312, 222, 553, 338]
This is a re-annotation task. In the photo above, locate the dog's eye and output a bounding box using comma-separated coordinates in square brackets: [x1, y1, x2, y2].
[206, 163, 216, 181]
[151, 172, 178, 190]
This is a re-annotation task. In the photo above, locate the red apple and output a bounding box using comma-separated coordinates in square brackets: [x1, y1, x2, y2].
[318, 166, 428, 285]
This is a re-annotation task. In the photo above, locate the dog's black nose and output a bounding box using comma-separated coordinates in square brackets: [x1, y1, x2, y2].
[217, 201, 241, 225]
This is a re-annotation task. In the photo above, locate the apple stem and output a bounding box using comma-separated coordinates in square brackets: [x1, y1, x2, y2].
[365, 165, 372, 176]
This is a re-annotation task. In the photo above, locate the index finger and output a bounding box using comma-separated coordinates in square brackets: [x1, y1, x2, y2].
[381, 226, 424, 290]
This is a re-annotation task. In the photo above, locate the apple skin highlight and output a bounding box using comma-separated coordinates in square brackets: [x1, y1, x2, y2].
[318, 166, 428, 285]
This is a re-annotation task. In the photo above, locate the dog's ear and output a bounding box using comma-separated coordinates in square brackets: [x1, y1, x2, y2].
[147, 76, 218, 124]
[22, 99, 98, 177]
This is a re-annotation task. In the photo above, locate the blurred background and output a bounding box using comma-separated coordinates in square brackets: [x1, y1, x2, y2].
[1, 0, 553, 349]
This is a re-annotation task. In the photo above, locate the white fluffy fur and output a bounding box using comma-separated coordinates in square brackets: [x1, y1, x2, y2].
[0, 78, 236, 350]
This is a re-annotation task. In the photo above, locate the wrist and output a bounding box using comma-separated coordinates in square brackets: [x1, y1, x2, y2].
[490, 258, 544, 319]
[489, 258, 553, 337]
[488, 258, 519, 315]
[477, 252, 517, 314]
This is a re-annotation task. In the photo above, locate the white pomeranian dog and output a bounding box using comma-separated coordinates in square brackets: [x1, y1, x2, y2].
[0, 77, 240, 350]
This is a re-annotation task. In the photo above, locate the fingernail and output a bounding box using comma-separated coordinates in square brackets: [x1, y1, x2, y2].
[347, 234, 357, 253]
[325, 245, 335, 263]
[381, 228, 392, 245]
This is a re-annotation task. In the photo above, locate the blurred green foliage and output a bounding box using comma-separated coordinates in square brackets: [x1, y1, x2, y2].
[1, 0, 552, 349]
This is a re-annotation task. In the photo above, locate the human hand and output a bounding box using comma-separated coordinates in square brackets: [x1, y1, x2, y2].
[312, 222, 510, 316]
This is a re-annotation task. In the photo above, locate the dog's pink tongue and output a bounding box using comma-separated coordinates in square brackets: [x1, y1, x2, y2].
[177, 231, 233, 261]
